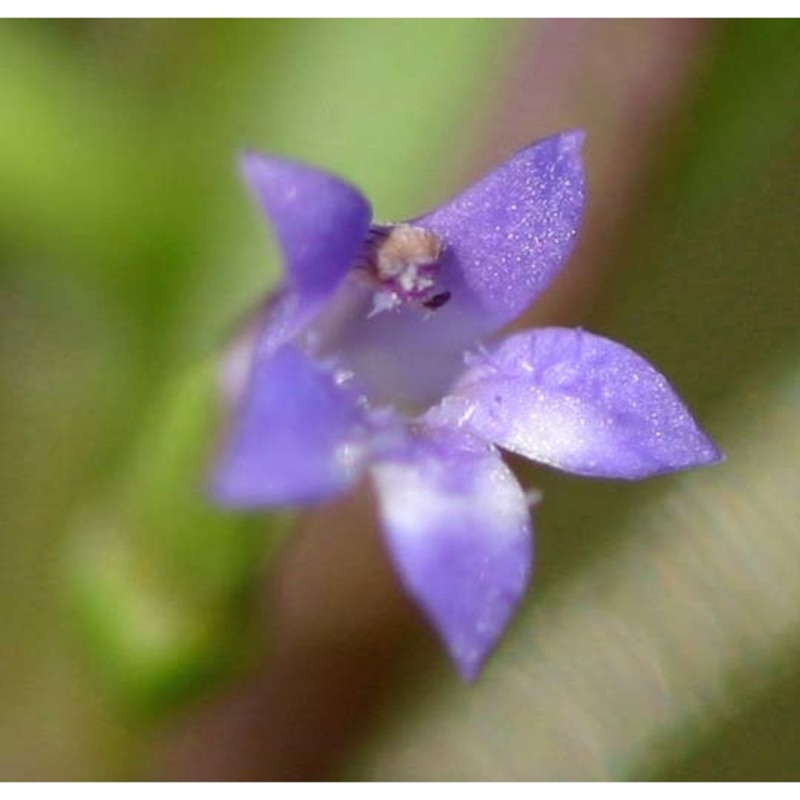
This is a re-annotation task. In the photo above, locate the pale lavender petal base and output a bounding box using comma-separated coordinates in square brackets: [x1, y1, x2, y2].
[371, 430, 533, 679]
[212, 345, 369, 507]
[450, 327, 723, 479]
[240, 152, 372, 298]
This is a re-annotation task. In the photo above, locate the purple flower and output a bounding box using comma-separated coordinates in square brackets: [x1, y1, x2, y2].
[212, 132, 722, 679]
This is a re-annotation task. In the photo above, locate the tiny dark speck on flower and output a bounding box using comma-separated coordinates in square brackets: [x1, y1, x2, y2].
[422, 291, 452, 310]
[211, 131, 723, 681]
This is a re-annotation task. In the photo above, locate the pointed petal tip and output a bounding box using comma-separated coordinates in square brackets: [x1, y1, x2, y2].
[237, 146, 260, 164]
[519, 128, 586, 159]
[600, 426, 724, 481]
[449, 636, 504, 681]
[700, 436, 725, 465]
[237, 148, 366, 200]
[238, 146, 295, 167]
[454, 654, 485, 682]
[562, 128, 587, 150]
[237, 148, 274, 182]
[624, 425, 725, 480]
[677, 434, 726, 473]
[617, 445, 724, 481]
[237, 149, 316, 196]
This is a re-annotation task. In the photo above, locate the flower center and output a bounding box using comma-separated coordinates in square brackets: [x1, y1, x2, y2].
[293, 222, 463, 414]
[359, 224, 449, 315]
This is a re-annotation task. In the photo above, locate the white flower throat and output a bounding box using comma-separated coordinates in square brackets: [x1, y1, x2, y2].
[295, 222, 461, 413]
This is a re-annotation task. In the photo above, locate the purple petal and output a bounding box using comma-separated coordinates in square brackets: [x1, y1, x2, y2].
[414, 130, 586, 328]
[448, 327, 723, 479]
[371, 430, 533, 679]
[212, 344, 371, 507]
[221, 281, 345, 416]
[240, 152, 372, 298]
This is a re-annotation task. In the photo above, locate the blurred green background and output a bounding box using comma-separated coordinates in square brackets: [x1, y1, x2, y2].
[1, 19, 799, 780]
